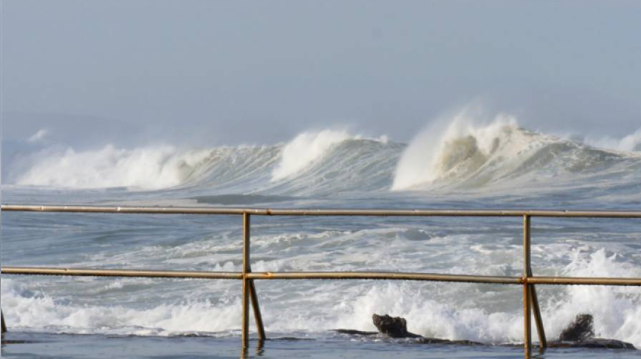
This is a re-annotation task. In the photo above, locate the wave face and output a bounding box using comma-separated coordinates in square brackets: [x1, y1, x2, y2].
[5, 118, 641, 196]
[271, 129, 352, 181]
[7, 130, 401, 196]
[392, 111, 641, 191]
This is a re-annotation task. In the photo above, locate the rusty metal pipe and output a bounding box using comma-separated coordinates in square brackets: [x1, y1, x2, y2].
[241, 213, 251, 349]
[523, 215, 532, 358]
[527, 277, 641, 286]
[4, 267, 638, 286]
[248, 279, 266, 341]
[523, 282, 532, 358]
[529, 285, 547, 349]
[523, 215, 547, 349]
[1, 310, 6, 334]
[246, 272, 522, 284]
[2, 205, 641, 218]
[0, 267, 241, 279]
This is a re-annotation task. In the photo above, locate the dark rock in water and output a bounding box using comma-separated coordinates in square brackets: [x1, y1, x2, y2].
[551, 313, 636, 350]
[549, 339, 636, 350]
[576, 338, 636, 350]
[336, 312, 635, 350]
[417, 338, 484, 346]
[559, 314, 595, 342]
[372, 314, 422, 338]
[334, 329, 377, 336]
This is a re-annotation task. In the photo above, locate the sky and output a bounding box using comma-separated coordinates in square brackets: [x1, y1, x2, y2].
[2, 0, 641, 147]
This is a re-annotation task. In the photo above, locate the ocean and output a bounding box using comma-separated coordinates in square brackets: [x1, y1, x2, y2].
[2, 117, 640, 358]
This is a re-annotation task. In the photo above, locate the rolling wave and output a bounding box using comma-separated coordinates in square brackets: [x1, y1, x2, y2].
[392, 112, 641, 191]
[7, 118, 641, 195]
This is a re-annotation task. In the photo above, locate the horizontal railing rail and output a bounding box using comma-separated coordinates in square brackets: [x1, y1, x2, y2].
[3, 204, 641, 218]
[1, 204, 640, 359]
[4, 267, 641, 286]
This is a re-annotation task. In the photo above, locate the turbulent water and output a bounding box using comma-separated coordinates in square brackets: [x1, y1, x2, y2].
[2, 114, 641, 357]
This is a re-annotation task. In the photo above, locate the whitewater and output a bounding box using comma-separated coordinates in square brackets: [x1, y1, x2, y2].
[2, 113, 641, 358]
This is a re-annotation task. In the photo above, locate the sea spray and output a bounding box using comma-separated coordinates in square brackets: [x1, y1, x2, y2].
[586, 128, 641, 153]
[392, 110, 528, 190]
[391, 110, 636, 191]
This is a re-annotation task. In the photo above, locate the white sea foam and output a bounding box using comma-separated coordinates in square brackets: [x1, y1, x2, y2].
[14, 145, 213, 190]
[544, 249, 641, 344]
[331, 282, 523, 343]
[1, 278, 242, 336]
[271, 129, 352, 181]
[3, 238, 638, 347]
[332, 247, 641, 345]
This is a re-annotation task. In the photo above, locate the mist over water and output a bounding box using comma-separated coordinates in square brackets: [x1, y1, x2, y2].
[2, 110, 641, 352]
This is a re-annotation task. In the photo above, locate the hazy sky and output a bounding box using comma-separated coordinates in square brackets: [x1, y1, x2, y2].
[2, 0, 640, 146]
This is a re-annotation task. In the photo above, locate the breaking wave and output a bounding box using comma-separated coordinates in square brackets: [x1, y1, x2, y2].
[392, 110, 641, 191]
[271, 129, 352, 181]
[7, 131, 399, 195]
[6, 117, 641, 194]
[13, 145, 215, 190]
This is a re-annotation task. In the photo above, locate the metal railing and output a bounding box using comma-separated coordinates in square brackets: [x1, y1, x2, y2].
[1, 204, 641, 358]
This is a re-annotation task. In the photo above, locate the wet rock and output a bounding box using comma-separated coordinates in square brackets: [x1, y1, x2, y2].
[574, 338, 636, 350]
[550, 313, 636, 350]
[334, 329, 377, 336]
[559, 314, 594, 342]
[549, 339, 636, 350]
[372, 314, 421, 338]
[336, 312, 635, 351]
[417, 338, 484, 346]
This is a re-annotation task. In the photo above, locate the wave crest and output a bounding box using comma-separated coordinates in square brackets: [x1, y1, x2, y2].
[391, 111, 520, 190]
[587, 128, 641, 152]
[392, 110, 637, 191]
[6, 121, 640, 194]
[14, 145, 213, 190]
[271, 130, 352, 181]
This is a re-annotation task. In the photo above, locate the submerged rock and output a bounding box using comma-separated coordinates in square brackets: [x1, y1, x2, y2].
[559, 314, 595, 342]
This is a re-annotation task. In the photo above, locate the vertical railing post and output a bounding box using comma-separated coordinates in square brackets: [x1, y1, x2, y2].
[249, 277, 266, 343]
[242, 213, 251, 349]
[523, 215, 532, 359]
[523, 215, 547, 351]
[529, 285, 547, 350]
[1, 310, 7, 335]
